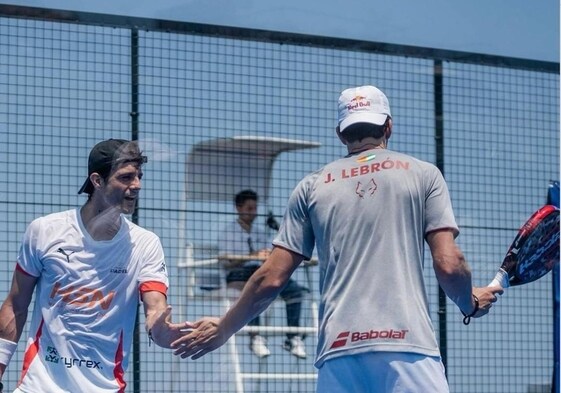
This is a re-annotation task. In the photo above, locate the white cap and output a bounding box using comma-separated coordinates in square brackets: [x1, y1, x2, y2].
[337, 85, 391, 132]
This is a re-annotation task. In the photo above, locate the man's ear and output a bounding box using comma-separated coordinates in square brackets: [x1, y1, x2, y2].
[384, 118, 393, 140]
[336, 126, 347, 145]
[90, 173, 104, 191]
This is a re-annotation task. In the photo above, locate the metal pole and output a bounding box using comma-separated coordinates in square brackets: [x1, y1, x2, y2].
[130, 26, 141, 393]
[547, 180, 560, 393]
[433, 59, 448, 373]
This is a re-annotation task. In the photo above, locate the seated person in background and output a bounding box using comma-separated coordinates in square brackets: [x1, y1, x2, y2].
[219, 189, 308, 359]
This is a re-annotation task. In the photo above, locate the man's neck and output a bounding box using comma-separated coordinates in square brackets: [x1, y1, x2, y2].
[347, 137, 387, 155]
[237, 218, 252, 233]
[80, 201, 122, 241]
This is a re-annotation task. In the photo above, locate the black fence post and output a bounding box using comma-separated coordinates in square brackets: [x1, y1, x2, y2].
[433, 59, 448, 374]
[130, 26, 141, 393]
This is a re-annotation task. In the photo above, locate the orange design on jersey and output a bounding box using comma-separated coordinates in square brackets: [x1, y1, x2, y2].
[50, 282, 116, 310]
[114, 330, 126, 392]
[18, 319, 44, 386]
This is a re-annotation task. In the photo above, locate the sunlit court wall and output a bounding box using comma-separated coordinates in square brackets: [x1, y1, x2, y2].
[0, 6, 558, 393]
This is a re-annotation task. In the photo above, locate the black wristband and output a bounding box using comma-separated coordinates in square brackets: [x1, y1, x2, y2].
[0, 380, 4, 391]
[462, 294, 479, 325]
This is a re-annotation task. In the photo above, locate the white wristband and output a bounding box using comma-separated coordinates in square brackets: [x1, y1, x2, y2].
[0, 337, 17, 366]
[489, 268, 510, 289]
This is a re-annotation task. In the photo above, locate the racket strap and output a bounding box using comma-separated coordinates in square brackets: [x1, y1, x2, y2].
[461, 294, 480, 325]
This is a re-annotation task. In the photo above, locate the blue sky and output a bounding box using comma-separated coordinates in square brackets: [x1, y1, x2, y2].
[3, 0, 559, 62]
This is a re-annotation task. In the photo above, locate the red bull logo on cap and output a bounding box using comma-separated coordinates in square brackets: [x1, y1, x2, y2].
[346, 95, 371, 111]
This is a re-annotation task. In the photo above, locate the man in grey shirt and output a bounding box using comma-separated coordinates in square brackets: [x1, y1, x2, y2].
[175, 85, 504, 392]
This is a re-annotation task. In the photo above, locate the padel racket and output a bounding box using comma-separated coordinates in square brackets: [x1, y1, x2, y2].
[489, 204, 559, 288]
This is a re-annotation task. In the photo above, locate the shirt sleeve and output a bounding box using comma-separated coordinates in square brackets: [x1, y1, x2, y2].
[424, 165, 459, 237]
[17, 218, 44, 277]
[273, 176, 316, 259]
[137, 232, 169, 293]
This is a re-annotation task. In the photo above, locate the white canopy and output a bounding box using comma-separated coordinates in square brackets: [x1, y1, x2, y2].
[186, 135, 321, 202]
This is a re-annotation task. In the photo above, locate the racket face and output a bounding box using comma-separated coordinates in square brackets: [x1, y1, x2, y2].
[512, 205, 560, 285]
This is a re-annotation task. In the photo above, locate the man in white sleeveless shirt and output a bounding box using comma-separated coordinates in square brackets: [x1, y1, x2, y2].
[0, 139, 204, 393]
[175, 86, 503, 392]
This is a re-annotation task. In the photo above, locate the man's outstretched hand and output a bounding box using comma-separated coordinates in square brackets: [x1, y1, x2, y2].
[171, 317, 225, 360]
[150, 306, 197, 349]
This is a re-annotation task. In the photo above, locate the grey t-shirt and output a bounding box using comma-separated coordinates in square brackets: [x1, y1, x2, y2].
[273, 149, 459, 367]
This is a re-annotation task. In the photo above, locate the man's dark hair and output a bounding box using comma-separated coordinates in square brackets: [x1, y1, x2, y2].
[340, 120, 388, 143]
[235, 189, 258, 206]
[79, 139, 147, 195]
[97, 155, 146, 181]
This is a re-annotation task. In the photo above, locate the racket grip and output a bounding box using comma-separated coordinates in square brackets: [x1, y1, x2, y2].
[488, 268, 509, 289]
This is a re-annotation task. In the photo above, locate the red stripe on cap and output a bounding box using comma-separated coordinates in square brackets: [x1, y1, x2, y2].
[18, 319, 44, 386]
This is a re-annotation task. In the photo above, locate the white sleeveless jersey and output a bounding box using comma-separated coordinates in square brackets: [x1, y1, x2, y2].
[14, 209, 168, 393]
[273, 149, 459, 367]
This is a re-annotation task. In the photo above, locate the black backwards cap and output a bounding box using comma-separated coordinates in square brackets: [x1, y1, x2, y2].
[78, 139, 147, 194]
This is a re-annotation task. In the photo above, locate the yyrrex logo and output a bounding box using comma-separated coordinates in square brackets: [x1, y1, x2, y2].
[329, 329, 408, 349]
[45, 346, 102, 369]
[50, 282, 115, 310]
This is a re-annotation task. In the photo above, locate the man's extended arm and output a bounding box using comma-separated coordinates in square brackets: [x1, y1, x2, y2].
[143, 291, 194, 349]
[0, 268, 37, 380]
[427, 230, 503, 318]
[171, 246, 304, 359]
